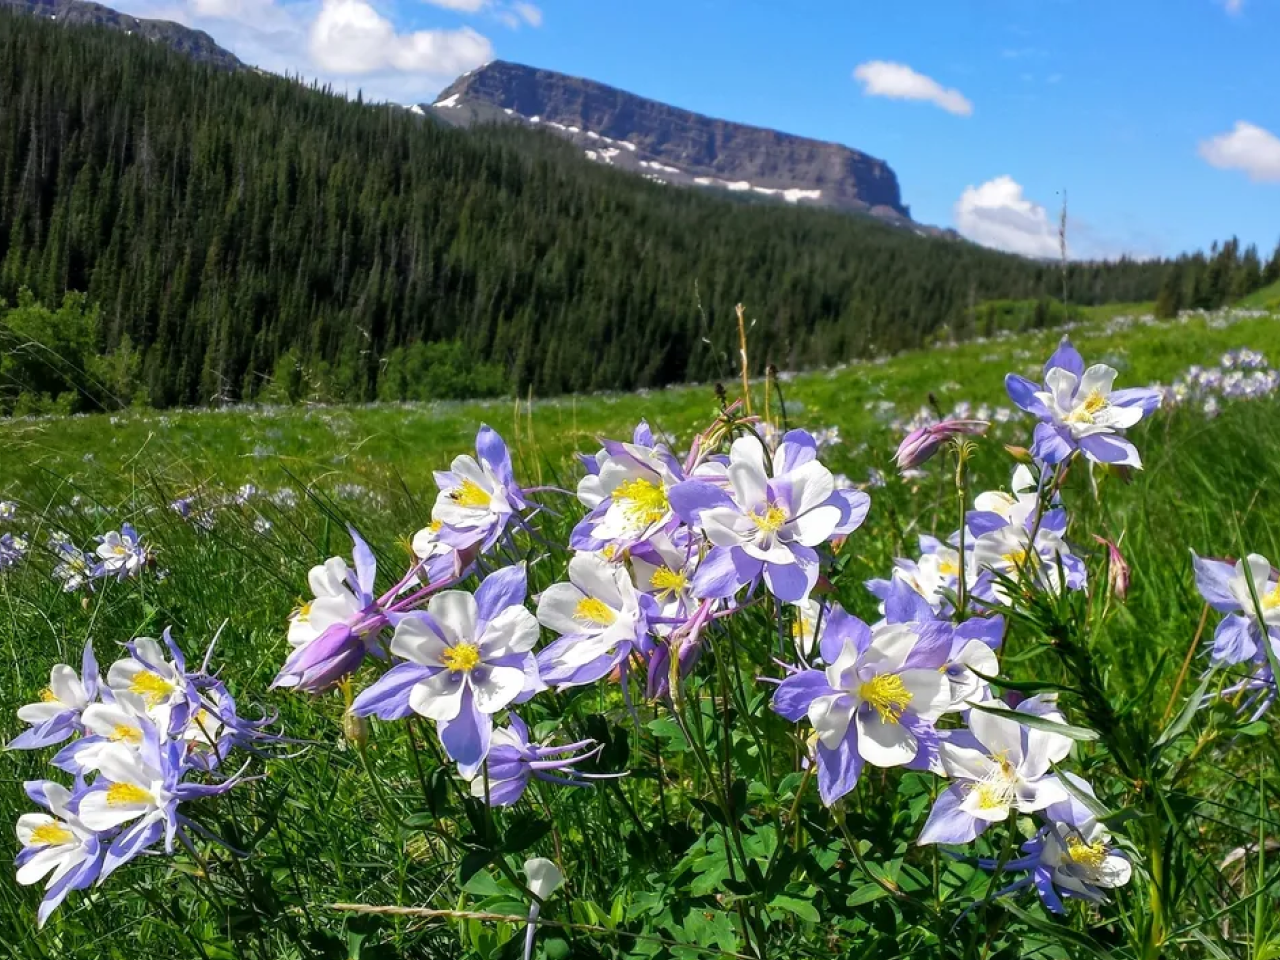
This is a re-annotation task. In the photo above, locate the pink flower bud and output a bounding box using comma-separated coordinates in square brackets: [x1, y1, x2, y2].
[1093, 535, 1130, 602]
[893, 420, 989, 471]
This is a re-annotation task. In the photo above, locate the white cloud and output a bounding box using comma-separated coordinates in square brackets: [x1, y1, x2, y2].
[1199, 121, 1280, 183]
[852, 60, 972, 116]
[310, 0, 492, 75]
[422, 0, 490, 11]
[953, 175, 1061, 258]
[512, 1, 540, 26]
[1221, 0, 1244, 14]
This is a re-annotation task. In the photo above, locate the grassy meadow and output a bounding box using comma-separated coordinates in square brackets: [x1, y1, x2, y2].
[2, 304, 1280, 959]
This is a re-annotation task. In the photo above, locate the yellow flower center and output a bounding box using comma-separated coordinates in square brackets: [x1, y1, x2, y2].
[649, 567, 687, 599]
[1066, 389, 1108, 425]
[30, 823, 74, 846]
[750, 504, 788, 535]
[112, 544, 128, 556]
[1261, 583, 1280, 611]
[293, 601, 313, 623]
[1001, 549, 1031, 570]
[440, 642, 482, 673]
[612, 478, 669, 527]
[429, 519, 443, 533]
[448, 479, 491, 509]
[937, 558, 960, 577]
[858, 674, 913, 724]
[1066, 837, 1108, 870]
[573, 597, 617, 626]
[972, 781, 1014, 811]
[106, 783, 152, 807]
[110, 724, 142, 743]
[129, 670, 176, 705]
[39, 687, 59, 703]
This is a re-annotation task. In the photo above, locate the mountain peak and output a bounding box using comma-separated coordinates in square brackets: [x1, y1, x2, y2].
[428, 60, 911, 224]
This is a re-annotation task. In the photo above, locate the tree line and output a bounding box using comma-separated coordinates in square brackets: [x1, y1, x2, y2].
[0, 12, 1275, 414]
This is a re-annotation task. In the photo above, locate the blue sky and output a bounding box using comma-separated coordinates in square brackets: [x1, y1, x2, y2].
[115, 0, 1280, 260]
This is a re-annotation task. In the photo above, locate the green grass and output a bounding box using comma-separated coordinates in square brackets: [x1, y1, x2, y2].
[2, 306, 1280, 959]
[1238, 278, 1280, 311]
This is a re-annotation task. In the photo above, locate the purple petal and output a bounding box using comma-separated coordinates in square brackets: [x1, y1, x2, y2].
[668, 481, 736, 525]
[884, 578, 934, 624]
[1211, 615, 1258, 665]
[763, 553, 817, 603]
[437, 689, 491, 769]
[475, 564, 528, 626]
[1192, 552, 1240, 612]
[1077, 432, 1142, 468]
[829, 490, 871, 536]
[775, 430, 818, 474]
[1044, 337, 1084, 380]
[349, 528, 377, 599]
[918, 783, 985, 845]
[690, 546, 753, 600]
[822, 607, 871, 663]
[772, 670, 834, 721]
[902, 622, 952, 669]
[816, 730, 863, 806]
[101, 819, 164, 883]
[1109, 387, 1161, 416]
[1005, 374, 1050, 419]
[476, 424, 516, 490]
[1031, 422, 1077, 465]
[350, 662, 436, 719]
[632, 421, 654, 447]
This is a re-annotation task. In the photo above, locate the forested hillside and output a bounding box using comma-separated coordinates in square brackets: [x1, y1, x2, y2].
[0, 13, 1275, 411]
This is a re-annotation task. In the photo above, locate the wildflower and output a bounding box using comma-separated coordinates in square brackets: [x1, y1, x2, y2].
[983, 815, 1131, 914]
[92, 524, 150, 580]
[106, 633, 194, 736]
[918, 699, 1071, 845]
[866, 535, 973, 615]
[0, 500, 17, 521]
[77, 730, 242, 882]
[969, 465, 1041, 534]
[8, 642, 99, 750]
[15, 781, 104, 927]
[351, 565, 542, 772]
[572, 421, 686, 551]
[51, 541, 94, 592]
[522, 857, 565, 960]
[1093, 535, 1130, 602]
[535, 552, 658, 689]
[410, 519, 464, 586]
[0, 532, 28, 570]
[468, 714, 619, 806]
[789, 599, 825, 660]
[894, 419, 989, 471]
[972, 520, 1085, 600]
[771, 605, 951, 805]
[1192, 552, 1280, 663]
[629, 531, 698, 626]
[51, 697, 148, 775]
[432, 425, 526, 553]
[670, 432, 869, 603]
[274, 529, 386, 693]
[1005, 337, 1161, 468]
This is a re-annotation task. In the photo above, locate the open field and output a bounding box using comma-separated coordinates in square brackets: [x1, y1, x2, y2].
[2, 306, 1280, 959]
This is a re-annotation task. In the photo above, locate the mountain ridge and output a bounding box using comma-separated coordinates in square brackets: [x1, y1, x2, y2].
[425, 60, 928, 230]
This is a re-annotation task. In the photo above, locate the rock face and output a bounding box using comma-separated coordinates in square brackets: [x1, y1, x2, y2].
[427, 60, 911, 223]
[1, 0, 242, 69]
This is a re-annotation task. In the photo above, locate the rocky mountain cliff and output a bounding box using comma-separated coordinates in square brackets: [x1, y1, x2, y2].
[425, 60, 913, 225]
[1, 0, 241, 68]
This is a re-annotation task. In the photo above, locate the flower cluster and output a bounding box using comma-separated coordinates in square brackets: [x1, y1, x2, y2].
[1193, 552, 1280, 718]
[8, 631, 272, 924]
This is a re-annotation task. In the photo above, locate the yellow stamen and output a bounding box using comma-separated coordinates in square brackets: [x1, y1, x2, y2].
[649, 567, 687, 599]
[440, 643, 482, 673]
[112, 545, 128, 556]
[110, 724, 142, 743]
[938, 559, 960, 577]
[39, 688, 59, 703]
[1001, 549, 1031, 570]
[858, 674, 913, 724]
[106, 783, 152, 807]
[1261, 583, 1280, 611]
[973, 783, 1010, 810]
[292, 600, 313, 623]
[602, 544, 618, 560]
[612, 478, 669, 527]
[1065, 389, 1108, 425]
[749, 504, 788, 535]
[128, 670, 176, 706]
[573, 597, 617, 626]
[429, 519, 443, 533]
[30, 823, 74, 846]
[448, 479, 491, 509]
[1066, 837, 1108, 870]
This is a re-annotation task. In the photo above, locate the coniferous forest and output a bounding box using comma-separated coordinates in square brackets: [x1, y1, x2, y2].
[0, 13, 1277, 413]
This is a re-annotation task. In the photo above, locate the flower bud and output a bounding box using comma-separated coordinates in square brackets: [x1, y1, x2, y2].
[343, 711, 370, 749]
[1092, 535, 1130, 602]
[894, 420, 990, 472]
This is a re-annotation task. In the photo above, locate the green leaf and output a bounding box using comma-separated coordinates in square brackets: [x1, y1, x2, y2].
[769, 895, 819, 923]
[845, 883, 892, 907]
[968, 668, 1082, 697]
[459, 848, 497, 886]
[502, 813, 552, 854]
[966, 700, 1099, 741]
[1001, 901, 1112, 958]
[1153, 668, 1216, 751]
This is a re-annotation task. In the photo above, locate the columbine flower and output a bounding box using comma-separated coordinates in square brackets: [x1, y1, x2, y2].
[972, 519, 1085, 600]
[351, 565, 542, 772]
[867, 535, 973, 615]
[51, 697, 148, 775]
[0, 500, 17, 521]
[535, 552, 657, 689]
[1006, 337, 1161, 468]
[918, 699, 1071, 845]
[467, 714, 618, 806]
[15, 780, 103, 927]
[92, 524, 150, 580]
[771, 606, 950, 805]
[969, 465, 1041, 532]
[629, 532, 698, 625]
[0, 532, 28, 570]
[1192, 552, 1280, 664]
[9, 642, 99, 750]
[77, 731, 241, 882]
[106, 633, 194, 736]
[274, 529, 386, 693]
[670, 432, 870, 603]
[894, 419, 988, 471]
[411, 519, 466, 586]
[52, 541, 95, 592]
[432, 425, 526, 553]
[572, 422, 686, 551]
[789, 599, 825, 660]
